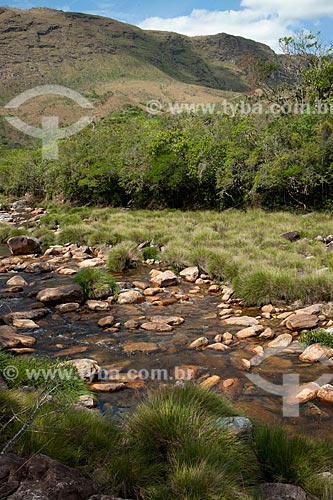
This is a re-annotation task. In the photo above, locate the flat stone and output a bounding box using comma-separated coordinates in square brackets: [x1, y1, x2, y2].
[286, 314, 319, 331]
[2, 309, 48, 324]
[123, 341, 159, 353]
[56, 267, 77, 275]
[224, 316, 259, 327]
[144, 287, 162, 296]
[0, 325, 36, 349]
[78, 258, 104, 268]
[200, 375, 220, 389]
[89, 382, 126, 392]
[12, 319, 39, 329]
[205, 343, 229, 352]
[267, 334, 293, 349]
[37, 285, 84, 305]
[150, 270, 178, 287]
[6, 275, 28, 287]
[141, 322, 173, 332]
[236, 325, 264, 339]
[8, 347, 35, 355]
[98, 316, 115, 328]
[295, 304, 323, 315]
[55, 303, 80, 313]
[118, 290, 144, 304]
[179, 266, 199, 282]
[150, 315, 184, 326]
[124, 319, 139, 329]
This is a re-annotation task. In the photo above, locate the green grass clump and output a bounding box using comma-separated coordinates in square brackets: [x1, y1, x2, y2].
[73, 268, 119, 300]
[104, 385, 258, 500]
[0, 224, 29, 243]
[57, 224, 93, 245]
[107, 242, 137, 273]
[299, 329, 333, 349]
[142, 246, 159, 261]
[253, 425, 333, 498]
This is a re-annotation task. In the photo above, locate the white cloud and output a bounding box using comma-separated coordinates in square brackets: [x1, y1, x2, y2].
[139, 0, 333, 52]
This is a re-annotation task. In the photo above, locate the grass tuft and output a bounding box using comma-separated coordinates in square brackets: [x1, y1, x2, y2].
[73, 268, 119, 300]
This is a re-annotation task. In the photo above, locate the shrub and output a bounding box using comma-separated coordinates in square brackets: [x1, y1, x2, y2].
[299, 329, 333, 349]
[142, 246, 159, 261]
[253, 424, 333, 498]
[107, 242, 137, 273]
[73, 268, 119, 300]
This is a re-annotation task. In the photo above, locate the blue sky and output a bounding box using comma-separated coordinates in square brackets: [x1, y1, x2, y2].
[4, 0, 333, 52]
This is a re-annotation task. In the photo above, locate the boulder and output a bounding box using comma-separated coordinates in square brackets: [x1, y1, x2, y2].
[280, 231, 300, 242]
[317, 384, 333, 404]
[55, 303, 80, 313]
[149, 270, 178, 287]
[37, 285, 84, 305]
[179, 266, 199, 282]
[7, 236, 42, 255]
[150, 315, 184, 326]
[64, 358, 100, 381]
[217, 416, 253, 439]
[299, 343, 333, 363]
[12, 319, 39, 329]
[286, 314, 319, 331]
[0, 453, 99, 500]
[258, 483, 308, 500]
[118, 290, 144, 305]
[98, 316, 115, 328]
[0, 325, 36, 349]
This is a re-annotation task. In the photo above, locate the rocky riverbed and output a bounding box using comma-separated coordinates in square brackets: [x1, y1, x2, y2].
[0, 207, 333, 438]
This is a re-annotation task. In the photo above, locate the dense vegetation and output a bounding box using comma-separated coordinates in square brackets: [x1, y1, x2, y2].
[1, 351, 332, 500]
[1, 107, 333, 210]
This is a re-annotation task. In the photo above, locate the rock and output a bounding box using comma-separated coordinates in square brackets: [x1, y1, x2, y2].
[64, 358, 100, 381]
[286, 314, 319, 331]
[89, 383, 126, 392]
[259, 327, 275, 339]
[132, 281, 148, 290]
[295, 304, 323, 315]
[200, 375, 220, 389]
[299, 343, 333, 363]
[267, 334, 293, 349]
[220, 286, 234, 302]
[295, 382, 320, 403]
[6, 275, 28, 287]
[37, 285, 84, 305]
[241, 359, 251, 369]
[56, 267, 77, 275]
[7, 235, 42, 255]
[223, 316, 259, 327]
[0, 453, 99, 499]
[205, 343, 229, 352]
[0, 325, 36, 349]
[150, 315, 184, 326]
[2, 309, 48, 324]
[25, 262, 55, 273]
[179, 266, 199, 282]
[174, 365, 200, 380]
[317, 384, 333, 403]
[118, 290, 144, 305]
[150, 270, 178, 287]
[77, 394, 97, 408]
[122, 341, 159, 353]
[86, 300, 111, 311]
[12, 319, 39, 329]
[217, 416, 253, 439]
[98, 316, 115, 328]
[78, 258, 104, 268]
[141, 322, 173, 332]
[259, 483, 308, 500]
[261, 304, 275, 314]
[144, 287, 162, 296]
[124, 319, 139, 329]
[55, 303, 80, 313]
[280, 231, 300, 242]
[189, 337, 209, 349]
[322, 302, 333, 318]
[236, 325, 264, 339]
[0, 212, 13, 222]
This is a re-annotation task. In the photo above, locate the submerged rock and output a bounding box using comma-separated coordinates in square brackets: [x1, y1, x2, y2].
[64, 358, 100, 381]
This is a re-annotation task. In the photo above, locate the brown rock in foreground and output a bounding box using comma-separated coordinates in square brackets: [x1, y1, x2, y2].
[0, 325, 36, 349]
[286, 314, 319, 331]
[7, 235, 42, 255]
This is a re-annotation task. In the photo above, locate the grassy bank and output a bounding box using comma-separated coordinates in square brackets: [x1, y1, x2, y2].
[0, 352, 332, 500]
[27, 206, 333, 306]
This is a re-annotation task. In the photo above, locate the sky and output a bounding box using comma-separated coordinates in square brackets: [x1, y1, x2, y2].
[4, 0, 333, 52]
